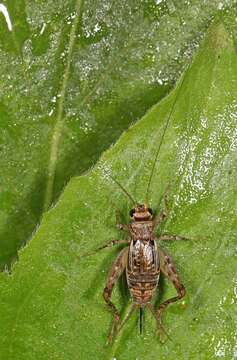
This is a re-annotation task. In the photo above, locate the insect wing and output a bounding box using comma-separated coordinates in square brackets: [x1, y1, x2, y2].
[128, 239, 159, 275]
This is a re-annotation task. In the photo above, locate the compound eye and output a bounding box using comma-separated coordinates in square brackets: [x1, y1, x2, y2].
[130, 209, 135, 217]
[148, 208, 153, 215]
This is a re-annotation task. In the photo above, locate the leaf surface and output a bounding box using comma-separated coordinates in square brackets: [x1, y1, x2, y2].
[0, 21, 236, 360]
[0, 0, 236, 269]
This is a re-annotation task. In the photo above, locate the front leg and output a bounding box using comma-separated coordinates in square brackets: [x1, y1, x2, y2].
[107, 197, 130, 232]
[156, 247, 186, 342]
[103, 246, 129, 346]
[153, 190, 169, 227]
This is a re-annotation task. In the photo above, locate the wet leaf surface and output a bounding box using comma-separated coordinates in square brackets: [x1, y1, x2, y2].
[0, 21, 236, 360]
[0, 0, 236, 269]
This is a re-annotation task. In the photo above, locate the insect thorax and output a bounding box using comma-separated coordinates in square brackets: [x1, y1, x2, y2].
[130, 221, 154, 241]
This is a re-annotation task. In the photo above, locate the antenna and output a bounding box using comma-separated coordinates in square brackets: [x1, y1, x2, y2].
[145, 67, 190, 203]
[107, 173, 136, 205]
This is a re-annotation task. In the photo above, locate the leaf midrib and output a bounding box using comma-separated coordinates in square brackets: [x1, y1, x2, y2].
[43, 0, 84, 212]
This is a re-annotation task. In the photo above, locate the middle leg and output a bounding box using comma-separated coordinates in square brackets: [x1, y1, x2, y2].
[157, 235, 203, 241]
[77, 238, 129, 258]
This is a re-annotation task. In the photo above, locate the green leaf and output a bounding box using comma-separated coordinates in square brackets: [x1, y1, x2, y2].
[0, 0, 236, 270]
[0, 20, 236, 359]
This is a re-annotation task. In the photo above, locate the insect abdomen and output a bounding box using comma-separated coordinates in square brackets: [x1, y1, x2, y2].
[126, 272, 160, 305]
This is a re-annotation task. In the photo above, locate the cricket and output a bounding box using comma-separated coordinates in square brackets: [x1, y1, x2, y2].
[78, 70, 201, 345]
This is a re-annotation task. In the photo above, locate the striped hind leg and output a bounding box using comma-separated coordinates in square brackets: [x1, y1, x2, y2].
[103, 246, 129, 346]
[156, 247, 186, 342]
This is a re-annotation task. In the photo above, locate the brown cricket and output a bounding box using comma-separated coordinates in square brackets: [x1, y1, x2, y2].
[78, 70, 201, 345]
[79, 190, 200, 345]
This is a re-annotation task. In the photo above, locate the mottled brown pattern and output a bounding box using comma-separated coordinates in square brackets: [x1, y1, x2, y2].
[126, 235, 159, 306]
[79, 195, 202, 346]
